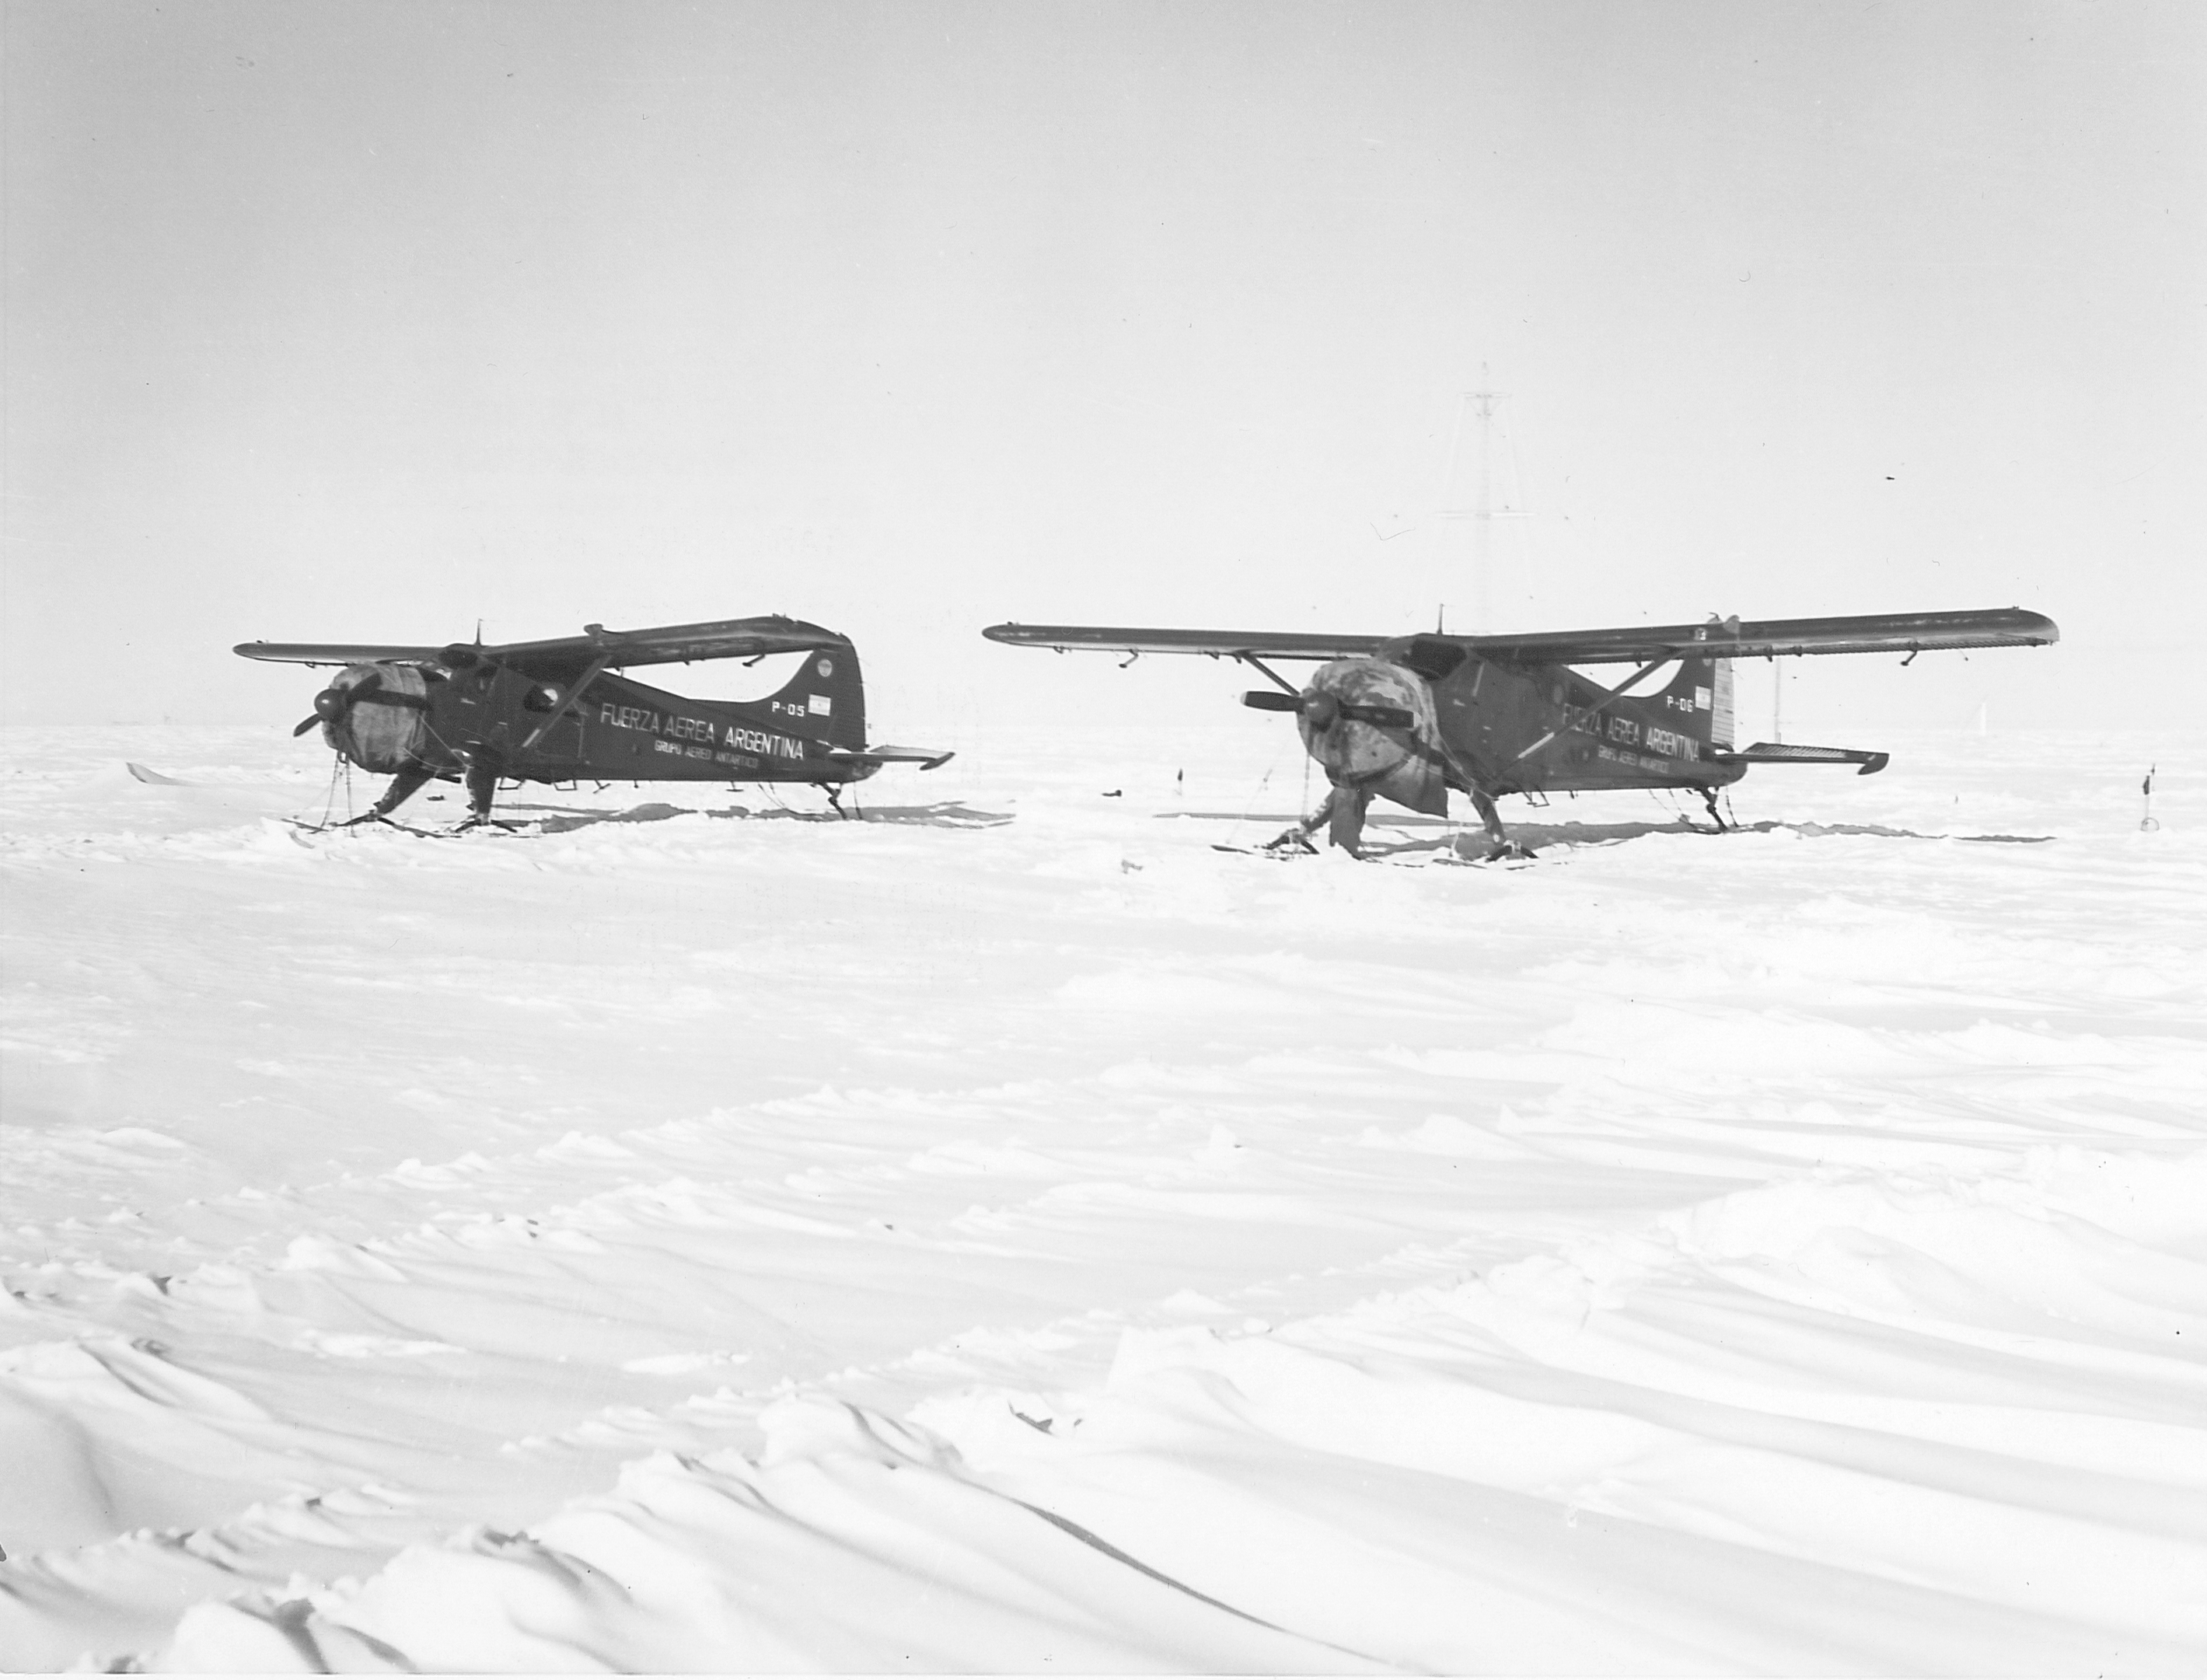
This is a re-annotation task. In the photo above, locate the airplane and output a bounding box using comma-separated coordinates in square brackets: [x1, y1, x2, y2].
[236, 616, 951, 830]
[981, 608, 2058, 857]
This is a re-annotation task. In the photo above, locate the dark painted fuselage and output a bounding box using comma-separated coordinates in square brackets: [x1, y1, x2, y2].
[982, 606, 2054, 853]
[1272, 636, 1748, 851]
[408, 657, 875, 788]
[246, 613, 952, 828]
[1379, 634, 1746, 799]
[306, 635, 884, 823]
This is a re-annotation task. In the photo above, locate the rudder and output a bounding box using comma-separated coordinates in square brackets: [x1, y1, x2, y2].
[1655, 655, 1733, 749]
[762, 641, 866, 752]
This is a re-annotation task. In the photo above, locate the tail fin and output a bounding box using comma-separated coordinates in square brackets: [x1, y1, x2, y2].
[1655, 655, 1732, 749]
[760, 641, 866, 752]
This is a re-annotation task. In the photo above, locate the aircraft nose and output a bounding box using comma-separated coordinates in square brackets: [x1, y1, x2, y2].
[295, 685, 350, 737]
[296, 669, 387, 739]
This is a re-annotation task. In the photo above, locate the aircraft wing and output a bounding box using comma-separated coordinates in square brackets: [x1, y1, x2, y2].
[1461, 607, 2057, 665]
[982, 609, 2055, 665]
[480, 616, 853, 673]
[982, 623, 1390, 659]
[233, 642, 447, 666]
[237, 616, 853, 676]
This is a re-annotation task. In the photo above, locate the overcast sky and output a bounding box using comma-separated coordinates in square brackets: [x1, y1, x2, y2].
[4, 1, 2199, 736]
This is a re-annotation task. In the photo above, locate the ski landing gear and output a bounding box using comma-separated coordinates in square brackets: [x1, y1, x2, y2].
[1264, 783, 1538, 862]
[1264, 784, 1367, 855]
[1696, 785, 1732, 833]
[331, 763, 435, 830]
[454, 757, 522, 832]
[1463, 788, 1535, 861]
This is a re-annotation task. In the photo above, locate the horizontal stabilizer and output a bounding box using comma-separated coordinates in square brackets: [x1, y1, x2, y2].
[827, 746, 955, 770]
[983, 623, 1388, 660]
[1715, 742, 1890, 775]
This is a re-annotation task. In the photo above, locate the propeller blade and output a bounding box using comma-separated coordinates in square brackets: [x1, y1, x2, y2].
[1342, 703, 1413, 729]
[309, 669, 384, 728]
[1240, 690, 1410, 731]
[292, 715, 323, 737]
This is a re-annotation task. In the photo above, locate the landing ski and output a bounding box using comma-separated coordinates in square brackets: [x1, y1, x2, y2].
[1210, 840, 1541, 868]
[284, 815, 457, 840]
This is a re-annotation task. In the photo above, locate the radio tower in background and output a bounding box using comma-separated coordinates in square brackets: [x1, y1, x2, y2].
[1431, 370, 1530, 632]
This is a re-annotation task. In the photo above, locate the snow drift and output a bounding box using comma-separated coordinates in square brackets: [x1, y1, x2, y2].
[2, 723, 2202, 1671]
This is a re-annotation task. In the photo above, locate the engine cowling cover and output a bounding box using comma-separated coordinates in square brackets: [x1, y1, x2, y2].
[322, 662, 431, 773]
[1298, 658, 1448, 816]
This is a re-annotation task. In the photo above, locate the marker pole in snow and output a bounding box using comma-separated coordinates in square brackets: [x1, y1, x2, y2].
[2140, 767, 2158, 832]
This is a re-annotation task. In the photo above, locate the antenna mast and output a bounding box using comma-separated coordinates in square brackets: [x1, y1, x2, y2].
[1434, 368, 1522, 632]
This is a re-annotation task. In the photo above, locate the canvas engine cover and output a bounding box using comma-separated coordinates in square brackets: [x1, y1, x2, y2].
[1298, 658, 1448, 816]
[323, 662, 431, 773]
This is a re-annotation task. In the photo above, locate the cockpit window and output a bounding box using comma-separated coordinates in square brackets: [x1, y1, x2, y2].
[1401, 637, 1467, 680]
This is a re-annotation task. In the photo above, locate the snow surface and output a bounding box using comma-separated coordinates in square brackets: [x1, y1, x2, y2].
[2, 722, 2202, 1672]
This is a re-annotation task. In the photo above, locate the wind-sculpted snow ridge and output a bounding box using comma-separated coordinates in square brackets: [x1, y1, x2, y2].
[2, 723, 2203, 1671]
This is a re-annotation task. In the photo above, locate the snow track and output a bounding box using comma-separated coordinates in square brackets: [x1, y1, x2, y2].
[3, 725, 2202, 1670]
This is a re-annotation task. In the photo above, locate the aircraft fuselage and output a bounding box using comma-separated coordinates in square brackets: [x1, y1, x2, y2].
[1385, 636, 1748, 798]
[414, 659, 874, 788]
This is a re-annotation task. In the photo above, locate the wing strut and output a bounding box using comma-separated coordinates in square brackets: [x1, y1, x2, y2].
[1604, 655, 1679, 700]
[1238, 653, 1301, 696]
[516, 654, 611, 753]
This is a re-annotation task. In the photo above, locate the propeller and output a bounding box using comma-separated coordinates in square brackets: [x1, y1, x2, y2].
[1243, 664, 1445, 856]
[1240, 689, 1413, 730]
[294, 669, 382, 737]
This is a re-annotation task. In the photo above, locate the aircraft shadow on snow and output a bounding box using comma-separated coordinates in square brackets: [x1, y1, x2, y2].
[120, 769, 2041, 850]
[497, 798, 1013, 834]
[1162, 810, 2052, 855]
